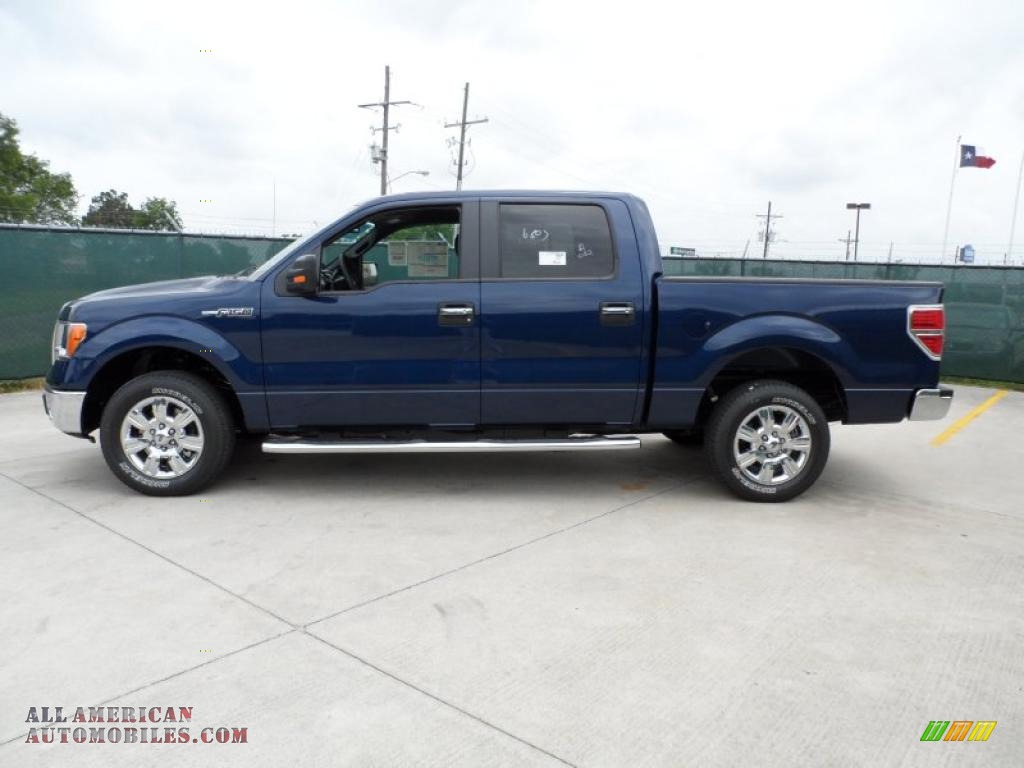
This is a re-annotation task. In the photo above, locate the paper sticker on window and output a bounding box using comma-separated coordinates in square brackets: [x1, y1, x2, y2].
[538, 251, 566, 266]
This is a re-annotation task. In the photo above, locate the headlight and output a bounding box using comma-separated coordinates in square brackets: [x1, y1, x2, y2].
[51, 322, 88, 362]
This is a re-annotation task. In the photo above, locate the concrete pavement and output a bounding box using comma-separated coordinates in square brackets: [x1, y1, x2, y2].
[1, 384, 1021, 766]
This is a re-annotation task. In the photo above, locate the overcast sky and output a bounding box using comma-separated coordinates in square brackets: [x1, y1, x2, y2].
[3, 0, 1023, 262]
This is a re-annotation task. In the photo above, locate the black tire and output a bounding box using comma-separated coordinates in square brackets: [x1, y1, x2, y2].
[704, 379, 830, 502]
[663, 429, 704, 448]
[100, 371, 236, 496]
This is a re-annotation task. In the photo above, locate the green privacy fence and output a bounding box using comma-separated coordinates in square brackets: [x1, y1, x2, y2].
[1, 225, 1021, 383]
[663, 257, 1024, 383]
[0, 226, 295, 379]
[0, 226, 455, 379]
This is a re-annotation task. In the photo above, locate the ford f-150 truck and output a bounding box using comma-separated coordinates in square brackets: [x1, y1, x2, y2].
[43, 191, 953, 501]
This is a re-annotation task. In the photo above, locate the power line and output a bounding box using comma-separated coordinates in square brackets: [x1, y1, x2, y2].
[358, 65, 416, 196]
[444, 82, 488, 191]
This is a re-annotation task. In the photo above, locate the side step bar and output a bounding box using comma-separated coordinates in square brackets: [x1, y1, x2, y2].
[262, 435, 641, 454]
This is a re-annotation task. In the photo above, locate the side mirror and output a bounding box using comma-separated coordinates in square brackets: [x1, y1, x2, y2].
[362, 262, 378, 287]
[283, 253, 318, 296]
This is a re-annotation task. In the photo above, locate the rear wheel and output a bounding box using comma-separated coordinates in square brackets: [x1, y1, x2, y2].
[705, 380, 829, 502]
[100, 371, 236, 496]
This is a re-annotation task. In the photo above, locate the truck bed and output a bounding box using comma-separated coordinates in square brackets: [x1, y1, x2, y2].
[646, 276, 944, 427]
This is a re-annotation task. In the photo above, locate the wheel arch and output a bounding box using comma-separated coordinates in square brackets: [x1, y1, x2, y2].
[81, 346, 245, 435]
[695, 345, 848, 429]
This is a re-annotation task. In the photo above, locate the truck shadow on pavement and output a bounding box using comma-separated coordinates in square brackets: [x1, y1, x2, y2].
[217, 436, 712, 501]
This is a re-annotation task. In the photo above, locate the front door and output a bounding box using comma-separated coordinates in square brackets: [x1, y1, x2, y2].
[478, 198, 645, 427]
[260, 201, 480, 429]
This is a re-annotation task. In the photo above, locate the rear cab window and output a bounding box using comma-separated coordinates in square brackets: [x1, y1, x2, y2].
[498, 204, 615, 279]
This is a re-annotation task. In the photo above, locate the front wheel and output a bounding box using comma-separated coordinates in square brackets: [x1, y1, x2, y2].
[704, 380, 830, 502]
[100, 371, 236, 496]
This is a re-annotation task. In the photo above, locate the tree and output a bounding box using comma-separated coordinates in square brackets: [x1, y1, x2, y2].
[135, 197, 183, 231]
[81, 192, 183, 231]
[82, 190, 136, 228]
[0, 113, 79, 225]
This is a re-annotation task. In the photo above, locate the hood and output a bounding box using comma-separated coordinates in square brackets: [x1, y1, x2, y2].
[80, 275, 238, 302]
[66, 275, 259, 326]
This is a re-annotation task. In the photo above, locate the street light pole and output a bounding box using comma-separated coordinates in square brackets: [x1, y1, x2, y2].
[846, 203, 871, 261]
[387, 170, 429, 193]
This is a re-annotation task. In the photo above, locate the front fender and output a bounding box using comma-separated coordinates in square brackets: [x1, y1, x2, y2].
[699, 314, 855, 387]
[58, 316, 262, 392]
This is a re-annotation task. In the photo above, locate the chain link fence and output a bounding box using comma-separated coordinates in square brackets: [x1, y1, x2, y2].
[2, 226, 1021, 383]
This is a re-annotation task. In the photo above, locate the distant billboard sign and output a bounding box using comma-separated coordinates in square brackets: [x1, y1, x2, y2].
[958, 244, 975, 264]
[668, 247, 696, 257]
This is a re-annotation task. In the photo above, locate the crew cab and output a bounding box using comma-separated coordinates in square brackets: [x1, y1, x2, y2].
[43, 191, 953, 501]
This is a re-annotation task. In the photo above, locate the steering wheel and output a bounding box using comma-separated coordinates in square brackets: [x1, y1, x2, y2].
[320, 261, 341, 290]
[339, 252, 359, 290]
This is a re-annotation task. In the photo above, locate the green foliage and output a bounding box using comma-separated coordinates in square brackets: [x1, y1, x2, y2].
[82, 191, 183, 231]
[0, 377, 44, 393]
[82, 189, 134, 228]
[136, 197, 183, 231]
[0, 113, 79, 225]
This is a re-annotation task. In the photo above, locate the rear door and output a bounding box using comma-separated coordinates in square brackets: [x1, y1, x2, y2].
[478, 197, 645, 427]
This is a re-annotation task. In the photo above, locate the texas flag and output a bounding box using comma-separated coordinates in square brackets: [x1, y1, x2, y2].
[960, 144, 996, 168]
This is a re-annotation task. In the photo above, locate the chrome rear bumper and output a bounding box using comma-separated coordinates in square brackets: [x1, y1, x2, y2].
[42, 386, 86, 435]
[909, 387, 954, 421]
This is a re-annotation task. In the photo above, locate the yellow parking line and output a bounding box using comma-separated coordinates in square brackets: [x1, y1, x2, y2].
[931, 390, 1008, 446]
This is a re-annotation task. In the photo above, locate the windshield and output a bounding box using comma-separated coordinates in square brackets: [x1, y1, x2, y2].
[246, 202, 365, 280]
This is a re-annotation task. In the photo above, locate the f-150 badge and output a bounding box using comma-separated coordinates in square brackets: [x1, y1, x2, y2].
[200, 307, 255, 318]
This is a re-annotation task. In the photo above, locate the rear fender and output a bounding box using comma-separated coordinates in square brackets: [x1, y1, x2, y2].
[699, 314, 854, 388]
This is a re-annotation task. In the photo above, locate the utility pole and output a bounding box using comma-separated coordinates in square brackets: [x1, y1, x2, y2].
[359, 65, 415, 196]
[756, 202, 783, 259]
[1007, 151, 1024, 265]
[839, 230, 852, 261]
[846, 202, 871, 261]
[444, 82, 488, 190]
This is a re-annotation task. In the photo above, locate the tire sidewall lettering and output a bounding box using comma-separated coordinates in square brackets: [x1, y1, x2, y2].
[117, 460, 171, 489]
[150, 386, 204, 416]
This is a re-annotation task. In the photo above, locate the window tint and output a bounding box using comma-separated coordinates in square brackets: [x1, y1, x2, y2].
[499, 204, 614, 278]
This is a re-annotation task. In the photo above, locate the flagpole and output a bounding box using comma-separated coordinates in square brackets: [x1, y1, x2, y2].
[1007, 151, 1024, 265]
[940, 135, 961, 263]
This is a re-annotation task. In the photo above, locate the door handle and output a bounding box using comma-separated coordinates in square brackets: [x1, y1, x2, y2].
[438, 303, 475, 327]
[600, 302, 635, 326]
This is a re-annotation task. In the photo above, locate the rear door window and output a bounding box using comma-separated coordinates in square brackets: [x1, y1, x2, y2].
[498, 204, 614, 279]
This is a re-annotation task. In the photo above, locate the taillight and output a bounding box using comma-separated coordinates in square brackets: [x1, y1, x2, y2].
[908, 305, 944, 360]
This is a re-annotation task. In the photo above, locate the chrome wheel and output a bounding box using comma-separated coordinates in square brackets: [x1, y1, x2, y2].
[119, 395, 204, 479]
[732, 404, 812, 486]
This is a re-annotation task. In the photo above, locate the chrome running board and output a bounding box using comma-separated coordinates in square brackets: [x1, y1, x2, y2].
[262, 435, 641, 454]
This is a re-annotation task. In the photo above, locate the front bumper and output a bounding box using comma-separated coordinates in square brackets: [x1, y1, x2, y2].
[908, 387, 954, 421]
[42, 386, 87, 435]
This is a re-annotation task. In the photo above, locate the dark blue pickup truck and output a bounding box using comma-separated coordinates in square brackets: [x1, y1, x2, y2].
[43, 191, 952, 501]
